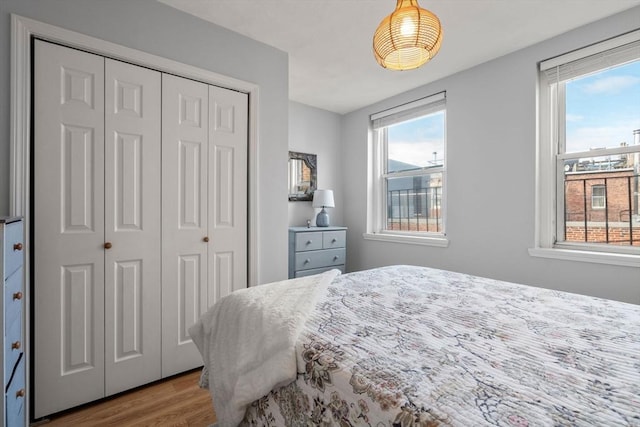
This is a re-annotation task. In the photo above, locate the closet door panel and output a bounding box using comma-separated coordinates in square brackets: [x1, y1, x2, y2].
[208, 86, 248, 305]
[33, 40, 106, 418]
[162, 74, 209, 376]
[104, 59, 162, 395]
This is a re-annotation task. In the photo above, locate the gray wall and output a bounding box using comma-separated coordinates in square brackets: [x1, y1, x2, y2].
[288, 101, 344, 228]
[0, 0, 289, 284]
[340, 6, 640, 304]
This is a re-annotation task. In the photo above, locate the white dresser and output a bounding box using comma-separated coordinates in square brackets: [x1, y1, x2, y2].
[288, 226, 347, 278]
[1, 217, 26, 427]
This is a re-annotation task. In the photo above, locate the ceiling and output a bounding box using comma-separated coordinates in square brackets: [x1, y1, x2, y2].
[159, 0, 640, 114]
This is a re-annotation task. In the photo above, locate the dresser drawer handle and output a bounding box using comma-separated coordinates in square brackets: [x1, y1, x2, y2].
[304, 258, 311, 264]
[333, 256, 339, 261]
[331, 238, 337, 243]
[16, 389, 25, 398]
[13, 242, 23, 251]
[306, 240, 312, 245]
[12, 341, 21, 350]
[13, 291, 23, 301]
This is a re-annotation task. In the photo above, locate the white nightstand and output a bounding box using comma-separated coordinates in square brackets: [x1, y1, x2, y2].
[288, 226, 347, 278]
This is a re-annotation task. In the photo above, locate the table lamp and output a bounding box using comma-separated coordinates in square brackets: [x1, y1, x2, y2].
[312, 189, 334, 227]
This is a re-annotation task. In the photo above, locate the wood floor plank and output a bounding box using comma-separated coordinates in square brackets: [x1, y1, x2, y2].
[39, 370, 216, 427]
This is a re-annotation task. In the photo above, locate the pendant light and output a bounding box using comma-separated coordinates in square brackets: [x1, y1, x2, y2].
[373, 0, 443, 71]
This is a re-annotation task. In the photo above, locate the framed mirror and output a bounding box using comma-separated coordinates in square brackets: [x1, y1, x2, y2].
[288, 151, 317, 201]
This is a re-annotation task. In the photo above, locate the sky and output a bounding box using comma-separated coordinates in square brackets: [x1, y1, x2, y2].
[387, 111, 444, 169]
[565, 60, 640, 153]
[386, 59, 640, 169]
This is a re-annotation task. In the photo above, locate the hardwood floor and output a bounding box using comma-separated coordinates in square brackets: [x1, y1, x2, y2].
[36, 369, 216, 427]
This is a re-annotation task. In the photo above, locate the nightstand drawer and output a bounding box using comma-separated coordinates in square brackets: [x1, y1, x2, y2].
[5, 267, 23, 381]
[6, 355, 26, 427]
[3, 221, 23, 280]
[323, 230, 345, 248]
[295, 248, 345, 271]
[5, 303, 22, 380]
[295, 265, 344, 278]
[5, 267, 23, 332]
[294, 232, 323, 252]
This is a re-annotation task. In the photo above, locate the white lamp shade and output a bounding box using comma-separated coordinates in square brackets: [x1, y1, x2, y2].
[312, 189, 335, 208]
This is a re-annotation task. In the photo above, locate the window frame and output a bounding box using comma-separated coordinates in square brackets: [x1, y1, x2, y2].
[532, 30, 640, 267]
[365, 92, 449, 247]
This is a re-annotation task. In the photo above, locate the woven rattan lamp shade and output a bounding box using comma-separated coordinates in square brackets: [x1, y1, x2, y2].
[373, 0, 443, 70]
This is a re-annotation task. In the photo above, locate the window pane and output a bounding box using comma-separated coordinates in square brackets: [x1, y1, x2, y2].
[387, 111, 444, 173]
[386, 173, 442, 232]
[563, 154, 640, 246]
[565, 60, 640, 153]
[564, 153, 637, 173]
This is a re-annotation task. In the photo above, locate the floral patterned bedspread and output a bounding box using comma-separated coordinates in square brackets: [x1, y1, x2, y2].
[241, 265, 640, 426]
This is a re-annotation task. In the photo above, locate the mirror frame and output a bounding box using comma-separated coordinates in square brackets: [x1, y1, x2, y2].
[288, 151, 317, 201]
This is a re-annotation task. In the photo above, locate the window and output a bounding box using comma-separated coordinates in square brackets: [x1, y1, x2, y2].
[591, 185, 606, 210]
[535, 31, 640, 264]
[366, 92, 447, 245]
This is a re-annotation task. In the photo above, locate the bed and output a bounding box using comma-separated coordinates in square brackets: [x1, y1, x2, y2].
[190, 265, 640, 426]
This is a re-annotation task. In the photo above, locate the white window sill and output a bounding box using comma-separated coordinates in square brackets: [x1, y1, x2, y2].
[363, 232, 449, 247]
[528, 247, 640, 268]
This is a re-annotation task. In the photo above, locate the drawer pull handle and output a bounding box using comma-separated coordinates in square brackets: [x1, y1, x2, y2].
[304, 258, 310, 264]
[332, 238, 337, 243]
[16, 389, 25, 398]
[104, 242, 112, 249]
[13, 291, 23, 301]
[203, 236, 210, 242]
[306, 240, 312, 245]
[333, 256, 339, 261]
[12, 341, 21, 350]
[13, 242, 23, 251]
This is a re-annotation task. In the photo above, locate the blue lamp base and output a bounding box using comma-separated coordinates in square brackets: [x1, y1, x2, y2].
[316, 208, 330, 227]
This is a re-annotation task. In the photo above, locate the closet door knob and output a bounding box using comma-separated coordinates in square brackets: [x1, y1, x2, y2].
[13, 291, 23, 301]
[13, 242, 23, 251]
[16, 389, 25, 398]
[104, 242, 112, 249]
[203, 236, 209, 242]
[12, 341, 21, 350]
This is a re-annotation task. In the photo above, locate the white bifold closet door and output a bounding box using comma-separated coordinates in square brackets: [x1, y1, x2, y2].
[33, 39, 248, 418]
[161, 74, 248, 376]
[33, 40, 161, 417]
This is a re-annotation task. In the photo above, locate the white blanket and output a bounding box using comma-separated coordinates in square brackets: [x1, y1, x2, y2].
[189, 269, 341, 427]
